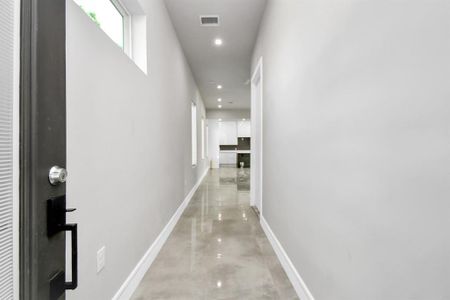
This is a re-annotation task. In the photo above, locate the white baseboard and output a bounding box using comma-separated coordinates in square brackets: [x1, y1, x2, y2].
[260, 216, 315, 300]
[112, 167, 210, 300]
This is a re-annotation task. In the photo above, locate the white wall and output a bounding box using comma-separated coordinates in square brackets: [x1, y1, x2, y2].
[207, 120, 220, 168]
[66, 0, 208, 298]
[237, 120, 251, 137]
[253, 1, 450, 299]
[206, 109, 250, 120]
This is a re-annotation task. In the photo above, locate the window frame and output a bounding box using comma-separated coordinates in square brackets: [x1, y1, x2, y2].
[205, 124, 209, 158]
[73, 0, 148, 73]
[201, 118, 205, 160]
[191, 102, 197, 166]
[73, 0, 131, 54]
[109, 0, 132, 56]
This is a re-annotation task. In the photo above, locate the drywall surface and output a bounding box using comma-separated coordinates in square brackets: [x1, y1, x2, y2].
[206, 109, 250, 120]
[252, 1, 450, 299]
[66, 0, 208, 298]
[207, 119, 220, 169]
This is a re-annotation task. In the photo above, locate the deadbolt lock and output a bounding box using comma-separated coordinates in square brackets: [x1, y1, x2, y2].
[48, 166, 67, 185]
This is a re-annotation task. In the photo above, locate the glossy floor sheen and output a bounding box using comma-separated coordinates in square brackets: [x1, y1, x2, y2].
[131, 167, 298, 300]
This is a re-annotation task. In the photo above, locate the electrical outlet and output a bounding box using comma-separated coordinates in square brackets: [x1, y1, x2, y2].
[97, 246, 106, 273]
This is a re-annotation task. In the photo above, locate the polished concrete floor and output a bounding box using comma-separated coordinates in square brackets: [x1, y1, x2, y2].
[131, 167, 298, 299]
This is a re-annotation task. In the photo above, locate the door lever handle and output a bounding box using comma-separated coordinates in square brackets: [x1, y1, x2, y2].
[61, 223, 77, 290]
[47, 195, 78, 293]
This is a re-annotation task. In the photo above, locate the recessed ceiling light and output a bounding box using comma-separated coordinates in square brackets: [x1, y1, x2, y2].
[218, 104, 222, 108]
[217, 85, 222, 89]
[218, 118, 222, 121]
[217, 98, 222, 102]
[214, 38, 223, 46]
[242, 118, 246, 121]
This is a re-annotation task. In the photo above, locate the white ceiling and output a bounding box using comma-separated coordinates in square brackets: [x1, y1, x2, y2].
[164, 0, 267, 110]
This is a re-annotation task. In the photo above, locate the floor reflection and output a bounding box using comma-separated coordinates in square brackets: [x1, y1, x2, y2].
[218, 166, 250, 191]
[131, 167, 298, 300]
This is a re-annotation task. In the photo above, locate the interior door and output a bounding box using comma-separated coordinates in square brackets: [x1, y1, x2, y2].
[21, 0, 77, 299]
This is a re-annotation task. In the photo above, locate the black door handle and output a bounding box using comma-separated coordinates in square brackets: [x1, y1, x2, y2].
[47, 195, 78, 297]
[61, 223, 77, 289]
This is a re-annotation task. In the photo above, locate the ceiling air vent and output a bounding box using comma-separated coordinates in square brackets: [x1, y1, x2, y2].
[200, 15, 219, 26]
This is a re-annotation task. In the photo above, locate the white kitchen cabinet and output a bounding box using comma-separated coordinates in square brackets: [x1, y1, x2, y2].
[219, 121, 237, 145]
[237, 120, 251, 137]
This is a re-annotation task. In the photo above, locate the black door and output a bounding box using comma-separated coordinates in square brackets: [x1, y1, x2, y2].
[20, 0, 77, 299]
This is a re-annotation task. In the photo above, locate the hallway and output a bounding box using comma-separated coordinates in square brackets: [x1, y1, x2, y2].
[3, 0, 449, 298]
[131, 168, 298, 299]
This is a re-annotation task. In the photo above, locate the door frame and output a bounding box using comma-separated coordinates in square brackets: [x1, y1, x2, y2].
[250, 57, 263, 215]
[20, 0, 34, 295]
[20, 0, 68, 298]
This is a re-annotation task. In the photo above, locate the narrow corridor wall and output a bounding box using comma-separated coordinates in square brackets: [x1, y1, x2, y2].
[252, 1, 450, 299]
[206, 109, 251, 120]
[66, 0, 208, 298]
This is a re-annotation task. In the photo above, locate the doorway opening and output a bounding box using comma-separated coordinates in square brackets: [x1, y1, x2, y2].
[250, 57, 263, 216]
